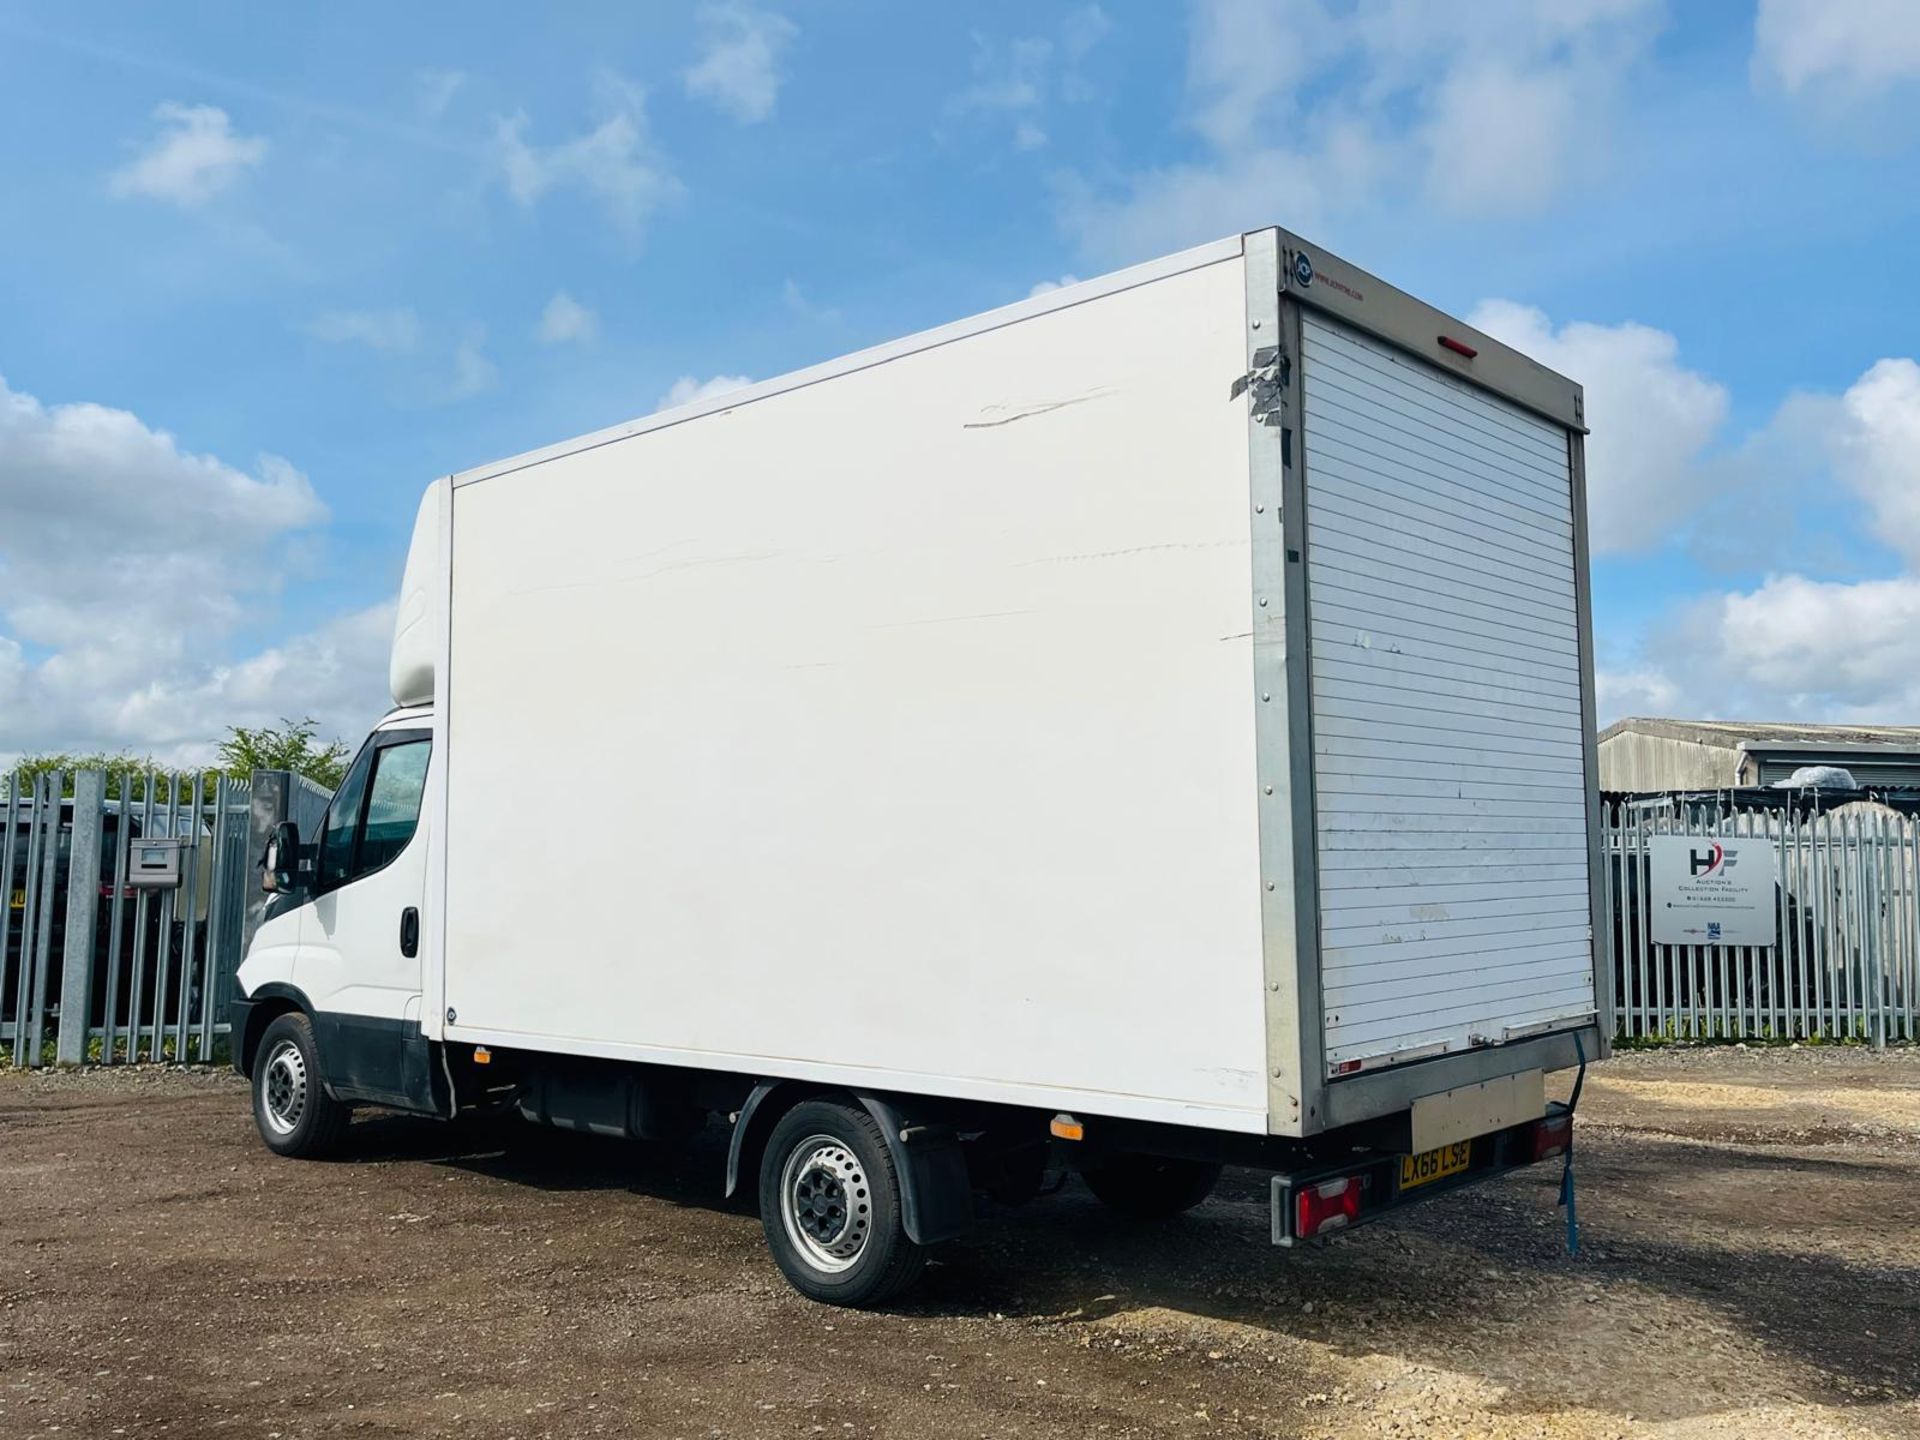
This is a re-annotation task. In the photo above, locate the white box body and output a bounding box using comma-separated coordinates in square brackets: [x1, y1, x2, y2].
[423, 229, 1608, 1138]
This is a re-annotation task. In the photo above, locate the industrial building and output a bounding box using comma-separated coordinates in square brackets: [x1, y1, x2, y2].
[1597, 717, 1920, 791]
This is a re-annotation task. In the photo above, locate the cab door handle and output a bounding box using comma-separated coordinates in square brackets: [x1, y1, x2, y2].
[400, 906, 419, 958]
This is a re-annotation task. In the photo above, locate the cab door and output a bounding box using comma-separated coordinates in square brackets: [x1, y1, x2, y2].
[296, 725, 432, 1106]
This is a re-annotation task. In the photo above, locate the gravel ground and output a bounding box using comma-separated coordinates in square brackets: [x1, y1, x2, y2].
[1, 1046, 1916, 1438]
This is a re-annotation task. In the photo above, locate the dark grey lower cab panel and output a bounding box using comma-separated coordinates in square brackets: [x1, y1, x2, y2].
[315, 1012, 445, 1115]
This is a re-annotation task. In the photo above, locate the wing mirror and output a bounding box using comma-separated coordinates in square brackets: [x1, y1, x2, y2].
[262, 820, 303, 894]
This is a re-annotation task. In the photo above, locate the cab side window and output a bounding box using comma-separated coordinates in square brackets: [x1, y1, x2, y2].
[359, 741, 430, 872]
[315, 743, 374, 892]
[313, 732, 431, 893]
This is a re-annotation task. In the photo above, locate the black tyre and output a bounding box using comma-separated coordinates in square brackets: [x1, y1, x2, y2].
[758, 1100, 927, 1307]
[1081, 1154, 1221, 1219]
[251, 1012, 350, 1158]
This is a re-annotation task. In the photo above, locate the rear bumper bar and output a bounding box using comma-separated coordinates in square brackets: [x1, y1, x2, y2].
[1270, 1102, 1571, 1246]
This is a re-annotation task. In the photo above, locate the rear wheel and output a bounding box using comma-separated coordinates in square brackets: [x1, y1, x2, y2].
[1081, 1154, 1221, 1219]
[759, 1100, 927, 1307]
[252, 1012, 349, 1158]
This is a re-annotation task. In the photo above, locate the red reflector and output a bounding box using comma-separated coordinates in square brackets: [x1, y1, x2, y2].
[1438, 335, 1478, 359]
[1295, 1175, 1364, 1238]
[1530, 1113, 1572, 1162]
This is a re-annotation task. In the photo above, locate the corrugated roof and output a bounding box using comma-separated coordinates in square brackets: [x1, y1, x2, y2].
[1599, 717, 1920, 752]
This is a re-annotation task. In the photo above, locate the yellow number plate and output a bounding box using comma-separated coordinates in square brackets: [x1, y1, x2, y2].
[1400, 1141, 1473, 1190]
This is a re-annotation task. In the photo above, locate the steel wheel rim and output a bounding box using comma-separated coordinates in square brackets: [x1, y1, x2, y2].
[261, 1038, 307, 1136]
[779, 1135, 872, 1274]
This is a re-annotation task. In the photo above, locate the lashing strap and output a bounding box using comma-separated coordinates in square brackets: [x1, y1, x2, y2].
[1559, 1031, 1587, 1255]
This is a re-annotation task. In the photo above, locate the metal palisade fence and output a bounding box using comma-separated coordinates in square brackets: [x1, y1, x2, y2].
[1, 767, 329, 1068]
[1605, 793, 1918, 1047]
[7, 768, 1915, 1067]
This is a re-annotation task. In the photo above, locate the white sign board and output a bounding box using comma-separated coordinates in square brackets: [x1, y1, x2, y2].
[1647, 836, 1778, 947]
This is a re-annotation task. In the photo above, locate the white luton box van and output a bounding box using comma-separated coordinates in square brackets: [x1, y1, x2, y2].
[234, 226, 1608, 1306]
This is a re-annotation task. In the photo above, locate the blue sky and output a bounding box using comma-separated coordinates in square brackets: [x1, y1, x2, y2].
[1, 0, 1918, 762]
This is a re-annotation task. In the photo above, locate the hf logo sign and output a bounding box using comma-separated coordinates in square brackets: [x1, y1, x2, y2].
[1647, 836, 1778, 947]
[1690, 842, 1733, 876]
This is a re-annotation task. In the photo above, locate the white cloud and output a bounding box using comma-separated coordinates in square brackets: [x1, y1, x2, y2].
[1185, 0, 1337, 150]
[109, 103, 268, 208]
[0, 377, 323, 651]
[684, 2, 798, 124]
[1713, 575, 1920, 708]
[1027, 274, 1082, 298]
[1404, 0, 1668, 210]
[494, 79, 680, 237]
[949, 11, 1108, 151]
[0, 374, 389, 762]
[1641, 574, 1920, 722]
[1060, 4, 1110, 100]
[656, 374, 753, 411]
[81, 601, 399, 770]
[1421, 59, 1576, 214]
[1753, 0, 1920, 101]
[1827, 358, 1920, 569]
[1595, 666, 1682, 721]
[956, 35, 1053, 115]
[1467, 300, 1729, 554]
[417, 68, 466, 118]
[1013, 119, 1048, 151]
[536, 291, 599, 345]
[305, 311, 499, 405]
[448, 328, 498, 399]
[781, 278, 840, 324]
[1682, 355, 1920, 575]
[1060, 0, 1661, 264]
[1589, 353, 1920, 724]
[306, 308, 422, 352]
[1058, 131, 1382, 277]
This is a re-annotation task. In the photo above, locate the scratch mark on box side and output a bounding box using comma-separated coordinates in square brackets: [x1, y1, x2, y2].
[962, 388, 1112, 429]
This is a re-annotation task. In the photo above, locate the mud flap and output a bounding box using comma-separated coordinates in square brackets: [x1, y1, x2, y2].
[722, 1083, 974, 1245]
[859, 1093, 973, 1245]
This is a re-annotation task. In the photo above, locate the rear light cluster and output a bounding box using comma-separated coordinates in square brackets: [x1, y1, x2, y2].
[1295, 1175, 1365, 1239]
[1530, 1113, 1573, 1162]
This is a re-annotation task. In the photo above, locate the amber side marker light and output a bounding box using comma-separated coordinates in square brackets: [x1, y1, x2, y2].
[1049, 1113, 1084, 1141]
[473, 1045, 492, 1065]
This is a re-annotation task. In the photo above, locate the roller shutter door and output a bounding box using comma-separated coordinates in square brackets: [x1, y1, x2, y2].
[1301, 313, 1596, 1072]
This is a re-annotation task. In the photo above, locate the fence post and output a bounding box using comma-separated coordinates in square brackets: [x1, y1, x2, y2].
[243, 770, 291, 957]
[26, 771, 63, 1066]
[13, 777, 42, 1065]
[174, 771, 201, 1060]
[102, 773, 132, 1063]
[200, 775, 230, 1061]
[55, 770, 106, 1065]
[0, 772, 18, 1055]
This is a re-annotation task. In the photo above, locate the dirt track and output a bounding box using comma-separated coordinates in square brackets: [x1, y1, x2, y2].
[2, 1047, 1916, 1438]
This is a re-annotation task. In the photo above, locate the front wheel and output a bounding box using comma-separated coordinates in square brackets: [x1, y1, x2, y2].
[252, 1013, 350, 1158]
[758, 1100, 927, 1307]
[1080, 1154, 1221, 1219]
